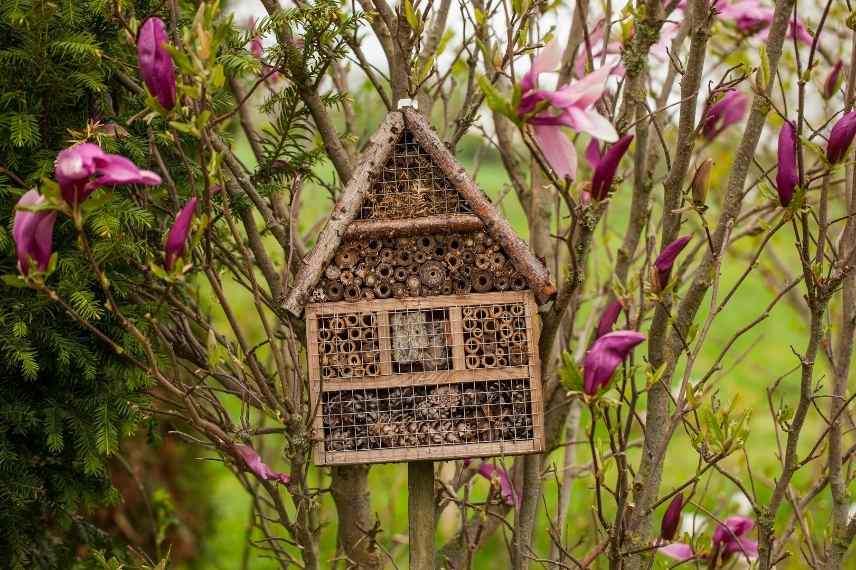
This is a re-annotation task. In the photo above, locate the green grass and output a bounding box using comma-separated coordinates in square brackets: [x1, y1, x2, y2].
[184, 137, 839, 569]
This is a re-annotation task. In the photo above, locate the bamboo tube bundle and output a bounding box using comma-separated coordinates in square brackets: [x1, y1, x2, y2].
[343, 285, 361, 302]
[394, 266, 409, 282]
[391, 282, 408, 298]
[379, 248, 395, 264]
[335, 247, 359, 269]
[471, 270, 493, 292]
[309, 228, 540, 305]
[376, 263, 394, 281]
[413, 250, 428, 264]
[325, 264, 341, 280]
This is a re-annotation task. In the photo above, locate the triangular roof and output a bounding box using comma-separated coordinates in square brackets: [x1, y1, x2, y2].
[282, 107, 556, 315]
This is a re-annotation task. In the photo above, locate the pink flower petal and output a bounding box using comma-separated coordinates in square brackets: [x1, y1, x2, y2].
[477, 463, 519, 509]
[658, 542, 695, 561]
[713, 515, 755, 545]
[164, 197, 198, 271]
[235, 444, 290, 485]
[534, 124, 578, 180]
[521, 39, 563, 94]
[583, 330, 646, 394]
[13, 190, 56, 274]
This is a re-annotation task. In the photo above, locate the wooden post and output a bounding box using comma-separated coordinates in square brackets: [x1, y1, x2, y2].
[408, 461, 436, 569]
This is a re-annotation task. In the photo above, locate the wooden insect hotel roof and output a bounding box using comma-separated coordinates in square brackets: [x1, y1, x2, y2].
[283, 106, 556, 315]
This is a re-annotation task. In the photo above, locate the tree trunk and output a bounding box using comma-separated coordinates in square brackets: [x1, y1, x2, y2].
[331, 466, 384, 569]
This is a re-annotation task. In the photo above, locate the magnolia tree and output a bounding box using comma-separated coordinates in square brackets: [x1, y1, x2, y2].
[8, 0, 856, 568]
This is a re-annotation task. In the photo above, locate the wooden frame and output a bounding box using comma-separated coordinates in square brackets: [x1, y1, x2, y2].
[306, 291, 545, 466]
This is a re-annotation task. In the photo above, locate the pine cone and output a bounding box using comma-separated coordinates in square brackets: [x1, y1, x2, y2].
[367, 413, 399, 448]
[326, 428, 355, 451]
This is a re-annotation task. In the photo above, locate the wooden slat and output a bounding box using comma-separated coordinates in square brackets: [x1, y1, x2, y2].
[318, 439, 540, 466]
[448, 305, 466, 371]
[319, 365, 529, 391]
[309, 291, 529, 316]
[376, 310, 393, 376]
[305, 308, 328, 460]
[343, 213, 483, 240]
[525, 292, 545, 453]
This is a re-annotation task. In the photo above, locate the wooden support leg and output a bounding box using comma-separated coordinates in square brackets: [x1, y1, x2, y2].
[408, 461, 436, 569]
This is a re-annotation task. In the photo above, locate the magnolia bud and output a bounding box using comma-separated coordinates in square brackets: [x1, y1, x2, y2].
[690, 159, 713, 207]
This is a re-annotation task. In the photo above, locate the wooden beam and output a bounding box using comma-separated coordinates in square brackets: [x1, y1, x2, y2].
[408, 461, 436, 570]
[343, 213, 483, 240]
[283, 112, 405, 315]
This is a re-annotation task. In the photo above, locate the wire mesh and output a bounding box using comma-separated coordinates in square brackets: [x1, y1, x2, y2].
[322, 380, 534, 451]
[462, 303, 529, 369]
[318, 312, 380, 379]
[390, 308, 451, 373]
[358, 129, 473, 220]
[309, 294, 539, 457]
[309, 231, 529, 304]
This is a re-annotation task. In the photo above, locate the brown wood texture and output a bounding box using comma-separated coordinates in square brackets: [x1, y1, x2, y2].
[283, 111, 405, 315]
[343, 213, 484, 240]
[320, 365, 530, 391]
[401, 107, 556, 305]
[525, 294, 546, 452]
[448, 305, 466, 371]
[306, 291, 545, 465]
[317, 439, 541, 466]
[305, 309, 328, 461]
[376, 310, 393, 376]
[408, 462, 436, 569]
[308, 291, 530, 316]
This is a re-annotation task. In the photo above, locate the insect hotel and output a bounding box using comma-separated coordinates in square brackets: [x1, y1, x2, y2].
[284, 107, 556, 465]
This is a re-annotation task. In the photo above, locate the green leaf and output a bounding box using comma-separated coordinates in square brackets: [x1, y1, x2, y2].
[755, 45, 770, 91]
[1, 274, 27, 287]
[477, 74, 516, 121]
[403, 0, 422, 32]
[559, 351, 583, 391]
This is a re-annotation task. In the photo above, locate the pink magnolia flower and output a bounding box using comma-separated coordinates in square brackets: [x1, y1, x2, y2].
[235, 444, 290, 485]
[54, 143, 161, 206]
[13, 190, 57, 275]
[596, 300, 624, 339]
[714, 516, 759, 561]
[651, 21, 683, 61]
[137, 17, 177, 110]
[660, 493, 685, 541]
[827, 111, 856, 164]
[518, 40, 618, 180]
[776, 120, 798, 206]
[590, 134, 634, 200]
[823, 61, 844, 100]
[572, 20, 625, 79]
[247, 17, 264, 58]
[583, 330, 646, 395]
[717, 0, 812, 45]
[660, 515, 758, 565]
[164, 197, 198, 271]
[702, 90, 749, 141]
[476, 462, 519, 508]
[653, 235, 692, 290]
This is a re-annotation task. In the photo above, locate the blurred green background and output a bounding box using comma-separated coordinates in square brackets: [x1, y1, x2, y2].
[182, 117, 827, 568]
